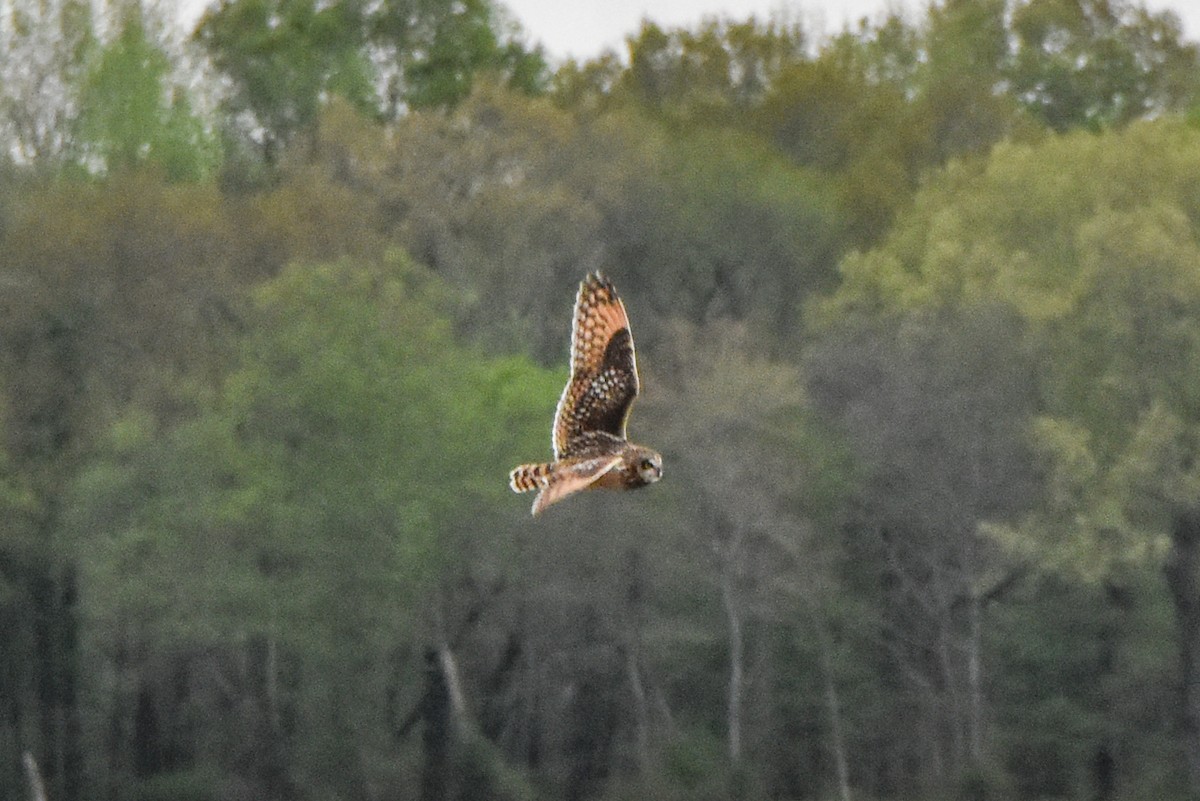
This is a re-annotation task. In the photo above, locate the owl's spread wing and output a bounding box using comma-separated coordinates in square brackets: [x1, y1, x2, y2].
[552, 273, 640, 458]
[531, 454, 623, 515]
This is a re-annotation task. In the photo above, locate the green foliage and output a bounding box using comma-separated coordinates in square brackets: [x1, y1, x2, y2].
[756, 49, 933, 246]
[197, 0, 547, 156]
[63, 253, 558, 796]
[1010, 0, 1200, 131]
[8, 4, 1200, 799]
[613, 125, 843, 348]
[71, 253, 554, 643]
[919, 0, 1017, 161]
[73, 8, 220, 180]
[400, 0, 548, 109]
[818, 120, 1200, 318]
[619, 17, 808, 123]
[819, 119, 1200, 575]
[329, 84, 840, 358]
[197, 0, 375, 155]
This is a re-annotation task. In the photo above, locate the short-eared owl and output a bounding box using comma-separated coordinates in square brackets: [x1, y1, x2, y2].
[509, 273, 663, 515]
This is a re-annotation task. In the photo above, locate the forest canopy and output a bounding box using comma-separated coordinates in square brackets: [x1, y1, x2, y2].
[3, 1, 1200, 800]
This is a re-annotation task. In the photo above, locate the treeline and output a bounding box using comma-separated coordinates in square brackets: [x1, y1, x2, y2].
[3, 1, 1200, 800]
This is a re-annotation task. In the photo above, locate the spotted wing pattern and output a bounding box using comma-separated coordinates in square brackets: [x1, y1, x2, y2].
[552, 273, 640, 459]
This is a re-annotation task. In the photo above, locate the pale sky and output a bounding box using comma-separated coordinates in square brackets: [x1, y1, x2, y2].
[181, 0, 1200, 63]
[504, 0, 923, 59]
[496, 0, 1200, 61]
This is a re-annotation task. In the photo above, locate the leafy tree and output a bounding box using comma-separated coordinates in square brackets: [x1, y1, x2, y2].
[637, 321, 859, 798]
[805, 306, 1040, 795]
[351, 86, 613, 359]
[756, 49, 931, 247]
[1010, 0, 1200, 131]
[824, 0, 1021, 164]
[388, 0, 548, 110]
[73, 7, 220, 180]
[549, 52, 626, 114]
[0, 158, 394, 799]
[618, 17, 808, 124]
[919, 0, 1018, 161]
[350, 84, 842, 359]
[0, 0, 96, 165]
[822, 11, 923, 97]
[815, 118, 1200, 796]
[0, 166, 250, 801]
[197, 0, 547, 158]
[66, 254, 558, 797]
[616, 126, 843, 351]
[196, 0, 375, 159]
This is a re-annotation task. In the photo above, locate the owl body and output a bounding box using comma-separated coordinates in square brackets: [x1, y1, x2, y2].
[509, 273, 662, 515]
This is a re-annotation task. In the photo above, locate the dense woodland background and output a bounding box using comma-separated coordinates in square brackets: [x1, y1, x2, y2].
[4, 0, 1200, 799]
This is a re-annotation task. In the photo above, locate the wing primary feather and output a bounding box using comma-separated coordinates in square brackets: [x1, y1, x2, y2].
[552, 272, 640, 458]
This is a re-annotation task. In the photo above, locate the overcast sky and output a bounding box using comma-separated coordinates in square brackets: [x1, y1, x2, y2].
[497, 0, 1200, 61]
[181, 0, 1200, 63]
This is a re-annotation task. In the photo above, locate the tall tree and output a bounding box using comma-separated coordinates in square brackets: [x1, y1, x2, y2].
[73, 6, 220, 180]
[0, 169, 248, 801]
[816, 118, 1200, 796]
[196, 0, 546, 159]
[0, 0, 97, 165]
[1010, 0, 1200, 130]
[919, 0, 1016, 161]
[66, 254, 557, 797]
[196, 0, 374, 160]
[619, 16, 808, 123]
[640, 321, 858, 796]
[805, 307, 1039, 795]
[380, 0, 547, 110]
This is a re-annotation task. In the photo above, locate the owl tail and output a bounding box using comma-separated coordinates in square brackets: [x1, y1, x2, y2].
[510, 462, 556, 516]
[509, 463, 552, 494]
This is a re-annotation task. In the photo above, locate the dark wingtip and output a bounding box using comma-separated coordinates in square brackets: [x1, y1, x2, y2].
[582, 271, 618, 299]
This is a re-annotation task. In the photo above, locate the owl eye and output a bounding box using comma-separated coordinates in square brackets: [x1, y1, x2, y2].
[640, 458, 656, 471]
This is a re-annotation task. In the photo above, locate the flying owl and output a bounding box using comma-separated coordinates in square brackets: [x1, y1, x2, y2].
[509, 272, 663, 515]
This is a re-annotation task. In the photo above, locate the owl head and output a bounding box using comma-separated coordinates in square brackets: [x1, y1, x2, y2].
[631, 447, 663, 486]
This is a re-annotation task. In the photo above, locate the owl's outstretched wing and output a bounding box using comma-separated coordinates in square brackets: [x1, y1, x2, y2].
[552, 273, 640, 459]
[529, 454, 624, 516]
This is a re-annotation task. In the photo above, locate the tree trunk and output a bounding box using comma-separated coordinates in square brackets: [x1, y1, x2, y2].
[23, 751, 48, 801]
[437, 645, 469, 731]
[33, 563, 82, 801]
[965, 591, 985, 765]
[721, 572, 744, 763]
[1164, 507, 1200, 794]
[623, 547, 651, 773]
[419, 648, 452, 801]
[816, 627, 852, 801]
[245, 636, 295, 801]
[625, 648, 651, 773]
[564, 662, 618, 801]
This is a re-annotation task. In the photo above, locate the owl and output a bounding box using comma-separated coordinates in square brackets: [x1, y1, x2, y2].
[509, 272, 663, 515]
